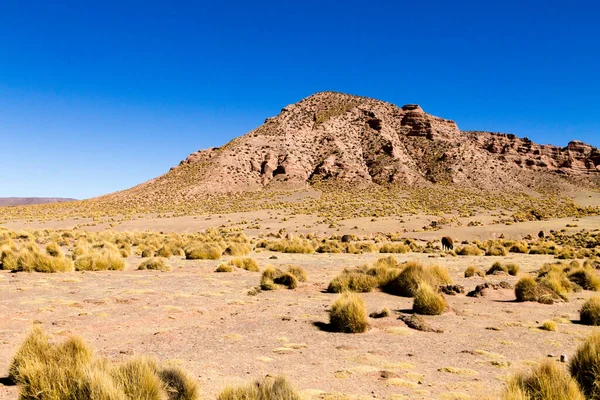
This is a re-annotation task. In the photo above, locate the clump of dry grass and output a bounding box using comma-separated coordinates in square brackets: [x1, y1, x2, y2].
[138, 258, 170, 272]
[224, 243, 252, 256]
[329, 293, 369, 333]
[216, 263, 233, 272]
[286, 265, 308, 282]
[45, 242, 62, 257]
[412, 283, 447, 315]
[230, 257, 260, 272]
[456, 245, 483, 256]
[217, 375, 299, 400]
[265, 239, 314, 254]
[260, 266, 304, 290]
[515, 276, 539, 302]
[487, 261, 508, 275]
[4, 245, 75, 273]
[384, 262, 452, 297]
[74, 248, 125, 271]
[9, 327, 200, 400]
[503, 360, 584, 400]
[327, 271, 378, 293]
[184, 243, 222, 260]
[570, 331, 600, 399]
[464, 265, 485, 278]
[580, 296, 600, 325]
[486, 245, 508, 256]
[540, 320, 557, 331]
[379, 243, 410, 254]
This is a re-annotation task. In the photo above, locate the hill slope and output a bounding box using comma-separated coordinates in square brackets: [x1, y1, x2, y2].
[101, 92, 599, 205]
[0, 198, 77, 207]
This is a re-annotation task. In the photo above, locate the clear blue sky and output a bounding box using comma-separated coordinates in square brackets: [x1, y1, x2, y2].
[1, 1, 598, 199]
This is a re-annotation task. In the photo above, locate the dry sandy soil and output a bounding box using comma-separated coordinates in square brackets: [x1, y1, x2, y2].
[1, 215, 600, 399]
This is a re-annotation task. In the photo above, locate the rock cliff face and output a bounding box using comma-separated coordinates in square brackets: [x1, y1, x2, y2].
[107, 92, 599, 202]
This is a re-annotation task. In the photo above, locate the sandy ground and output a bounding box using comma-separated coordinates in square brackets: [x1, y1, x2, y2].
[0, 244, 598, 399]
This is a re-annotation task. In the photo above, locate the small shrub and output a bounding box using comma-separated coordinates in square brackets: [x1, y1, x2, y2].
[75, 249, 125, 271]
[224, 243, 251, 256]
[156, 245, 173, 258]
[464, 266, 485, 278]
[274, 273, 298, 289]
[456, 245, 482, 256]
[230, 257, 260, 272]
[515, 276, 538, 302]
[379, 243, 410, 254]
[217, 375, 299, 400]
[509, 242, 529, 253]
[266, 239, 314, 254]
[286, 266, 307, 282]
[486, 245, 508, 256]
[413, 283, 447, 315]
[184, 243, 222, 260]
[45, 242, 62, 257]
[503, 360, 584, 400]
[138, 258, 170, 272]
[384, 262, 452, 297]
[159, 366, 200, 400]
[570, 331, 600, 399]
[369, 308, 390, 318]
[580, 296, 600, 326]
[568, 268, 600, 291]
[487, 261, 508, 275]
[327, 272, 377, 293]
[506, 263, 520, 276]
[329, 293, 369, 333]
[216, 264, 233, 272]
[541, 320, 557, 331]
[260, 267, 298, 290]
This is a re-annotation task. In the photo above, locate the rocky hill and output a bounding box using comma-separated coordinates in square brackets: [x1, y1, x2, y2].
[0, 198, 77, 207]
[101, 92, 599, 207]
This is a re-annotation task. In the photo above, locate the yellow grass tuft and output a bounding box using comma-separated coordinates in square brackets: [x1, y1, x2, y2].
[503, 360, 584, 400]
[329, 293, 369, 333]
[217, 375, 299, 400]
[412, 282, 447, 315]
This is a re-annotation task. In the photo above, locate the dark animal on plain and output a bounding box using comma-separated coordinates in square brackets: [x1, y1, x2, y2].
[441, 236, 454, 251]
[538, 231, 545, 239]
[341, 235, 352, 243]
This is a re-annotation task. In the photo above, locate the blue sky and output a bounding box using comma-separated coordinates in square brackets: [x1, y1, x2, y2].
[1, 1, 598, 199]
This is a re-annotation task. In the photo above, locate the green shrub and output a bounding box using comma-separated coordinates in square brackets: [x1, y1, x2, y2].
[504, 360, 584, 400]
[580, 296, 600, 326]
[329, 293, 369, 333]
[570, 331, 600, 399]
[412, 283, 447, 315]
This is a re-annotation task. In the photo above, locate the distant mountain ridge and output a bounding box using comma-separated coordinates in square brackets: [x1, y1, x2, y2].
[97, 91, 599, 208]
[0, 198, 78, 207]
